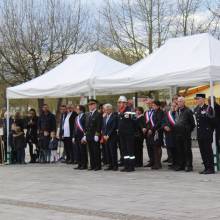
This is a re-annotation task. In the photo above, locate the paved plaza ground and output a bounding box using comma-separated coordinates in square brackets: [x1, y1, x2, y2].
[0, 148, 220, 220]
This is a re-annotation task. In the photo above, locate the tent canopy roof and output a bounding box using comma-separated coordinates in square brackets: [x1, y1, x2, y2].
[95, 33, 220, 93]
[7, 51, 127, 99]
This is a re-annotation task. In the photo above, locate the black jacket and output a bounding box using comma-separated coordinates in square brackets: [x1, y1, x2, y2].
[59, 113, 67, 138]
[49, 138, 58, 150]
[74, 113, 86, 140]
[194, 104, 215, 141]
[64, 111, 77, 138]
[102, 113, 118, 138]
[134, 115, 145, 138]
[174, 106, 195, 137]
[85, 110, 102, 141]
[151, 109, 164, 145]
[118, 106, 136, 135]
[38, 111, 56, 133]
[26, 116, 38, 143]
[13, 132, 26, 150]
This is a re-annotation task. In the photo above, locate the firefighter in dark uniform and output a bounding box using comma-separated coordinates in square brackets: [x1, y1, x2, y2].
[118, 96, 136, 172]
[194, 94, 215, 174]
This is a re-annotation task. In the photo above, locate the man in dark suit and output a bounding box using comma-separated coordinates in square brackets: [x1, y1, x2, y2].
[174, 97, 195, 172]
[59, 105, 67, 139]
[63, 104, 77, 164]
[38, 104, 56, 134]
[74, 105, 87, 170]
[84, 99, 102, 171]
[58, 105, 67, 161]
[195, 94, 215, 174]
[143, 98, 154, 167]
[208, 96, 220, 154]
[102, 104, 118, 171]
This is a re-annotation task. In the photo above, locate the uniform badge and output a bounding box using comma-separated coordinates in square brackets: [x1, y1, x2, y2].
[124, 113, 129, 118]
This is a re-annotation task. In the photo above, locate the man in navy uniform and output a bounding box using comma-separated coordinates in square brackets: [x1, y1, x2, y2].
[84, 99, 102, 171]
[117, 96, 136, 172]
[194, 94, 215, 174]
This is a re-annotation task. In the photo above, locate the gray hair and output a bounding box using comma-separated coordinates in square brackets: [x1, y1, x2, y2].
[104, 103, 113, 110]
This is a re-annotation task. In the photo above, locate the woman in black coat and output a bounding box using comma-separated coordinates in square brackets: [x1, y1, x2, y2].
[26, 109, 38, 163]
[134, 107, 146, 167]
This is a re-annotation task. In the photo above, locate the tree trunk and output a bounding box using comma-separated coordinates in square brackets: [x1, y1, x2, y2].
[37, 98, 44, 114]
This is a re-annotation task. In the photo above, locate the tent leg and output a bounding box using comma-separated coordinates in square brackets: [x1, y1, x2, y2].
[93, 89, 96, 99]
[6, 98, 10, 164]
[88, 90, 91, 99]
[210, 80, 219, 171]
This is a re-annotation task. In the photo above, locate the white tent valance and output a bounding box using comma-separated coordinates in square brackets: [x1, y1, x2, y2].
[6, 51, 128, 99]
[94, 33, 220, 93]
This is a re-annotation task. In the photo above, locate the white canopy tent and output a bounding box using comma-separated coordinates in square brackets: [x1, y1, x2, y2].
[5, 51, 127, 163]
[6, 51, 128, 99]
[95, 33, 220, 171]
[95, 33, 220, 92]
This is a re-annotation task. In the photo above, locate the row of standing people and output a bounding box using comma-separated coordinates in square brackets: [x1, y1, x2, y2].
[1, 93, 220, 174]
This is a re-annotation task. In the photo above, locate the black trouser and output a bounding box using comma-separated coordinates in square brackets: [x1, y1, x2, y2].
[64, 137, 74, 163]
[106, 135, 118, 168]
[176, 136, 192, 168]
[146, 135, 154, 165]
[134, 136, 144, 167]
[198, 138, 214, 171]
[170, 147, 177, 166]
[27, 141, 34, 162]
[87, 140, 101, 169]
[16, 148, 25, 164]
[120, 133, 135, 169]
[75, 138, 88, 168]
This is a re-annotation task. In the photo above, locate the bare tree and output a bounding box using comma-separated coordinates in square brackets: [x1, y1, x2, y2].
[0, 0, 90, 85]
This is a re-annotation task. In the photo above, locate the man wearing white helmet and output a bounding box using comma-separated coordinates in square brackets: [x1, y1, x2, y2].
[117, 96, 136, 172]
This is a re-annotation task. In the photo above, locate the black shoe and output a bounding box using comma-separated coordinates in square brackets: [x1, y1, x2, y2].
[144, 163, 153, 167]
[104, 167, 113, 171]
[94, 167, 101, 171]
[118, 162, 124, 167]
[199, 170, 206, 174]
[120, 167, 128, 172]
[163, 159, 169, 163]
[112, 167, 118, 171]
[74, 166, 81, 170]
[127, 167, 135, 172]
[175, 166, 185, 171]
[185, 167, 193, 172]
[204, 170, 215, 174]
[88, 167, 94, 171]
[80, 166, 87, 170]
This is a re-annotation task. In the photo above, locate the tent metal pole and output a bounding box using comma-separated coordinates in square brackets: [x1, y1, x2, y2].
[6, 98, 10, 164]
[88, 89, 91, 99]
[210, 80, 218, 171]
[93, 89, 96, 99]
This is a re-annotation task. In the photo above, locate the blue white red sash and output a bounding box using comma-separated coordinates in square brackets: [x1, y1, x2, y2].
[146, 110, 154, 127]
[150, 111, 155, 128]
[76, 116, 84, 133]
[167, 111, 175, 126]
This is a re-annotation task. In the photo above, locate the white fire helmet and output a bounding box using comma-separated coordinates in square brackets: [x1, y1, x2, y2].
[118, 96, 128, 103]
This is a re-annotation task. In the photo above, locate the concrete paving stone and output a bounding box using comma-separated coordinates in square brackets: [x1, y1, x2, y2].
[0, 148, 220, 220]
